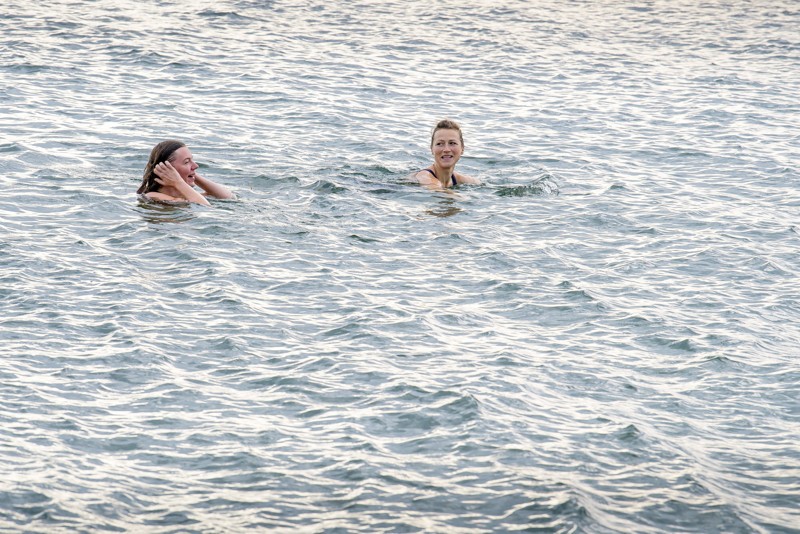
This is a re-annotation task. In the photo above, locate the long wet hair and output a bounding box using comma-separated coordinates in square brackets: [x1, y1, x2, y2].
[137, 140, 186, 194]
[430, 119, 464, 149]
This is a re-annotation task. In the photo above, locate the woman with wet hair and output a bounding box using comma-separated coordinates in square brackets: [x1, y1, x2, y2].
[415, 119, 480, 189]
[137, 140, 233, 206]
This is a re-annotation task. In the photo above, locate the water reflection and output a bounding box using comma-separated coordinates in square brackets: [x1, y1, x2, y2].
[425, 197, 462, 218]
[136, 198, 196, 224]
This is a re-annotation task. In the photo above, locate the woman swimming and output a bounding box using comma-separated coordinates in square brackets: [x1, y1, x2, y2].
[137, 140, 233, 206]
[415, 119, 480, 189]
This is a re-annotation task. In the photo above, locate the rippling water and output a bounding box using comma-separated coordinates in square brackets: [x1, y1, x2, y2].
[1, 0, 799, 532]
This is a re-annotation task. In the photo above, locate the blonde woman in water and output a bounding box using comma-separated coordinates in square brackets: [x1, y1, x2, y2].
[137, 140, 233, 206]
[415, 119, 480, 189]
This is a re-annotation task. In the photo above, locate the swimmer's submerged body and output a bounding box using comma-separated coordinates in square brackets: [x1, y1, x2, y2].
[419, 168, 458, 187]
[137, 140, 233, 206]
[414, 119, 480, 190]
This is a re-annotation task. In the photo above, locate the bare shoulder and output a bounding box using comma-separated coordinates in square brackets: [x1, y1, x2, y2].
[455, 173, 480, 185]
[414, 170, 436, 185]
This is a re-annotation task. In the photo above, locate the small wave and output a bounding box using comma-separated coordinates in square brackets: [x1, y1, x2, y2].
[197, 10, 260, 22]
[614, 423, 642, 441]
[495, 173, 559, 197]
[0, 142, 22, 153]
[306, 180, 349, 194]
[4, 63, 52, 73]
[641, 336, 701, 354]
[348, 234, 380, 243]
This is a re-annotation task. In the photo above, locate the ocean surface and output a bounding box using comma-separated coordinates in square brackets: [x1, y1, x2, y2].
[1, 0, 799, 532]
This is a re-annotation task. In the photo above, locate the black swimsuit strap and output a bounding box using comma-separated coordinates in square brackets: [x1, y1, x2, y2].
[423, 168, 456, 186]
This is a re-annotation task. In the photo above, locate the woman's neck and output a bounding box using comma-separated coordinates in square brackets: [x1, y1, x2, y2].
[431, 163, 454, 186]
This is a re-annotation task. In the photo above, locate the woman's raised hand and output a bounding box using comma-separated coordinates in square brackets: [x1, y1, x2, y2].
[153, 161, 184, 187]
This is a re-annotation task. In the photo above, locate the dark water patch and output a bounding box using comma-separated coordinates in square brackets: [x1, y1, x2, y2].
[251, 174, 301, 190]
[348, 233, 380, 243]
[485, 279, 525, 294]
[142, 511, 198, 527]
[665, 145, 713, 158]
[639, 336, 701, 354]
[0, 142, 23, 154]
[2, 63, 57, 74]
[305, 179, 349, 194]
[431, 232, 471, 244]
[365, 186, 399, 195]
[198, 10, 258, 21]
[613, 423, 642, 442]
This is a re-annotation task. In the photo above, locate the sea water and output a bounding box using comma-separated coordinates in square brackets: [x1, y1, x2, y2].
[1, 0, 798, 532]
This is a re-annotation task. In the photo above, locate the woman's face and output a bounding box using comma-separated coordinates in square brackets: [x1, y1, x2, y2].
[431, 129, 463, 169]
[169, 146, 199, 185]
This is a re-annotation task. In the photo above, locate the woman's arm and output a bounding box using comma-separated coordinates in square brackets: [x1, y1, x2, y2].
[455, 172, 480, 185]
[153, 162, 211, 206]
[194, 174, 234, 199]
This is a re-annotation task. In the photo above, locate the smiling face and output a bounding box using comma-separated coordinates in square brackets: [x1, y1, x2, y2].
[431, 128, 463, 169]
[168, 146, 199, 185]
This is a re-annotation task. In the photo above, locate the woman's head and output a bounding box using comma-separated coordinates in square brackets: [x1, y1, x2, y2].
[430, 119, 464, 150]
[430, 119, 464, 169]
[137, 139, 187, 194]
